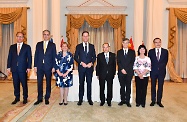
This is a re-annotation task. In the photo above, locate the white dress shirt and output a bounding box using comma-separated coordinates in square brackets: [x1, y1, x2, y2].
[155, 48, 161, 59]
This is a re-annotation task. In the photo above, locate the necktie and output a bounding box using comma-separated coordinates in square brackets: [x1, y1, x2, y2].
[157, 49, 160, 61]
[17, 44, 20, 55]
[85, 44, 87, 54]
[44, 41, 46, 54]
[105, 54, 109, 64]
[124, 50, 127, 58]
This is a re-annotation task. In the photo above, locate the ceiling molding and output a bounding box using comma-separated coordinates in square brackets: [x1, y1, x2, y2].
[66, 0, 126, 14]
[0, 0, 28, 4]
[167, 0, 187, 4]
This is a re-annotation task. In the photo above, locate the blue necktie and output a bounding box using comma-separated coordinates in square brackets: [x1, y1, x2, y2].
[105, 54, 109, 64]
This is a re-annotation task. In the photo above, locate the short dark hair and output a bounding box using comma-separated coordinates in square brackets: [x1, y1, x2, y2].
[122, 38, 129, 42]
[102, 43, 110, 47]
[137, 45, 147, 56]
[16, 32, 24, 37]
[153, 37, 161, 43]
[43, 30, 50, 35]
[82, 31, 89, 36]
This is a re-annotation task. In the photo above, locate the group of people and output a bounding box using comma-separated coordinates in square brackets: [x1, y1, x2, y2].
[7, 30, 168, 108]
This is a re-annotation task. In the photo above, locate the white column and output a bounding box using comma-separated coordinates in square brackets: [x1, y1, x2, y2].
[51, 0, 61, 51]
[42, 0, 49, 30]
[134, 0, 144, 51]
[29, 0, 44, 79]
[146, 0, 164, 50]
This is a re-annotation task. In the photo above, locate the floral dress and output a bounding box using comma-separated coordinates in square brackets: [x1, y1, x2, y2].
[133, 56, 151, 77]
[54, 51, 73, 87]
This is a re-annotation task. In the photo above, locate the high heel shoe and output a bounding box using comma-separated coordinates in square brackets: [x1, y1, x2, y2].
[59, 103, 63, 105]
[64, 103, 68, 105]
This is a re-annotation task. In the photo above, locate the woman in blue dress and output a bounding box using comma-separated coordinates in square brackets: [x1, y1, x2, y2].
[54, 42, 73, 105]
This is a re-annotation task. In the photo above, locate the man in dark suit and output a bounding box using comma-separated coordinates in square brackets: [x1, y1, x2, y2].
[74, 31, 96, 106]
[34, 30, 56, 105]
[117, 38, 135, 107]
[7, 32, 32, 105]
[96, 43, 116, 107]
[148, 38, 168, 108]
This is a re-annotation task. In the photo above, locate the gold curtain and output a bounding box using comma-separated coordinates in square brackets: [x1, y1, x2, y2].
[0, 7, 28, 46]
[168, 8, 187, 82]
[66, 14, 126, 54]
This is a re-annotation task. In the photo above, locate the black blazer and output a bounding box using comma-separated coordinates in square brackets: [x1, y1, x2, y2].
[34, 41, 56, 71]
[74, 43, 96, 72]
[96, 52, 116, 79]
[117, 49, 135, 76]
[7, 43, 32, 72]
[148, 48, 168, 77]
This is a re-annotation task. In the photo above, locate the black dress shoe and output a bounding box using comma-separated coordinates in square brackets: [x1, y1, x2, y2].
[150, 101, 155, 106]
[157, 102, 164, 108]
[88, 100, 93, 105]
[141, 104, 145, 108]
[107, 102, 111, 107]
[64, 103, 68, 105]
[100, 102, 105, 106]
[118, 101, 125, 106]
[23, 99, 27, 104]
[34, 100, 43, 105]
[45, 100, 49, 105]
[59, 103, 63, 105]
[77, 100, 83, 106]
[126, 103, 131, 107]
[11, 99, 20, 105]
[136, 104, 140, 107]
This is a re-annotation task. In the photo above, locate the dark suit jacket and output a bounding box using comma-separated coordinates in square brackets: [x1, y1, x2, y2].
[34, 41, 56, 71]
[148, 48, 168, 77]
[74, 43, 96, 72]
[117, 49, 135, 76]
[7, 43, 32, 72]
[96, 52, 116, 79]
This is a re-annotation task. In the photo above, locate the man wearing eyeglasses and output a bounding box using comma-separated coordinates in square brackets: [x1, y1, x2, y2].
[117, 38, 135, 107]
[34, 30, 56, 105]
[148, 38, 168, 108]
[7, 32, 32, 105]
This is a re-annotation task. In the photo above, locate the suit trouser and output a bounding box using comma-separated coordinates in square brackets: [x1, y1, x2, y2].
[118, 74, 132, 103]
[135, 76, 148, 105]
[99, 76, 113, 103]
[37, 69, 52, 100]
[78, 71, 93, 101]
[151, 74, 165, 103]
[12, 71, 28, 100]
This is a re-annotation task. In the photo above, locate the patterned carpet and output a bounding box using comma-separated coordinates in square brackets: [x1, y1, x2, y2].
[1, 80, 187, 122]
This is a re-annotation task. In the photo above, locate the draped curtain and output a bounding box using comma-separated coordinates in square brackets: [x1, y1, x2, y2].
[0, 7, 28, 46]
[175, 20, 187, 78]
[0, 24, 14, 77]
[66, 14, 126, 54]
[79, 21, 114, 55]
[168, 8, 187, 82]
[0, 7, 27, 77]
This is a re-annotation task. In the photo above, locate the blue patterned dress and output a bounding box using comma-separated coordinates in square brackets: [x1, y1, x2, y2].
[54, 51, 73, 87]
